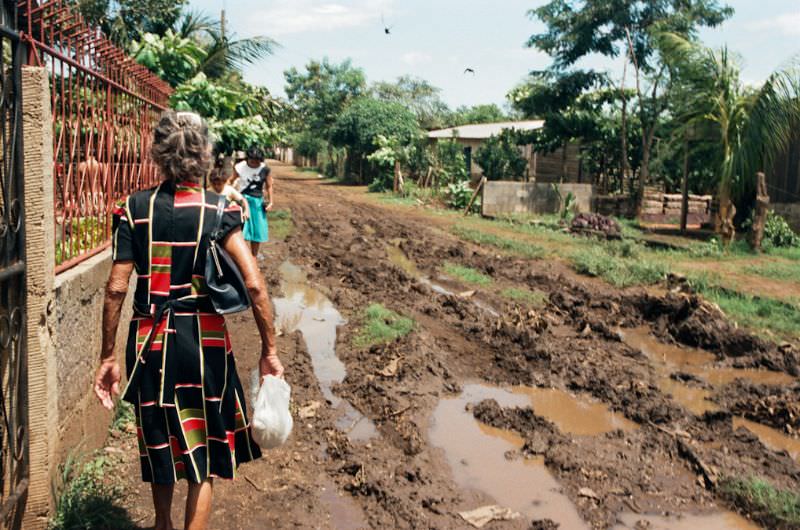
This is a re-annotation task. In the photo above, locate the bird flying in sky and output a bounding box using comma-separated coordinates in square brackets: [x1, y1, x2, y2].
[382, 14, 394, 35]
[464, 68, 475, 75]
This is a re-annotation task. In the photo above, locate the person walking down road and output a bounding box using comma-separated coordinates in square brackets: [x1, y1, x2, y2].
[234, 147, 273, 257]
[93, 111, 284, 530]
[209, 163, 250, 222]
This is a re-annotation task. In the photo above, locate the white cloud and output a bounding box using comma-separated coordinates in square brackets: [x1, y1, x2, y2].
[750, 11, 800, 36]
[401, 51, 433, 66]
[243, 0, 396, 37]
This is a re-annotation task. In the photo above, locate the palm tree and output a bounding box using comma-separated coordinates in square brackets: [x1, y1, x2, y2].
[659, 33, 800, 243]
[172, 9, 278, 81]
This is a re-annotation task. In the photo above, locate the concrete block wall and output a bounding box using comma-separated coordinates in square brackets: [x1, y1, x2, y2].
[481, 181, 593, 217]
[52, 253, 133, 461]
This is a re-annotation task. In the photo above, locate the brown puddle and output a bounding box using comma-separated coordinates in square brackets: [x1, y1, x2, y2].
[512, 387, 638, 435]
[429, 384, 588, 528]
[619, 327, 795, 415]
[614, 511, 760, 530]
[733, 417, 800, 461]
[318, 476, 369, 529]
[274, 261, 377, 441]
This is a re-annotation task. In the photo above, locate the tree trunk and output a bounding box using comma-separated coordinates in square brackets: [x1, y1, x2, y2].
[717, 182, 736, 245]
[680, 132, 689, 233]
[749, 172, 770, 252]
[393, 160, 404, 194]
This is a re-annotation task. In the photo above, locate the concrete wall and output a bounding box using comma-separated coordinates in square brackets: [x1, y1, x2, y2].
[53, 251, 133, 461]
[773, 203, 800, 232]
[481, 181, 594, 217]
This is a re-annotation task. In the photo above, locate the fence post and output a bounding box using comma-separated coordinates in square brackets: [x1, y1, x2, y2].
[22, 65, 58, 530]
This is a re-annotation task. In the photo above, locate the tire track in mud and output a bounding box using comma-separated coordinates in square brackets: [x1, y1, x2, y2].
[116, 165, 799, 529]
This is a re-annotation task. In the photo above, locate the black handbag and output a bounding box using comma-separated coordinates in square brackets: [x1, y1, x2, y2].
[205, 194, 251, 314]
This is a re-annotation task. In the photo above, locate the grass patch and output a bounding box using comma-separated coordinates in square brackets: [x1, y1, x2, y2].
[700, 288, 800, 340]
[442, 262, 492, 286]
[268, 208, 294, 240]
[766, 245, 800, 260]
[720, 476, 800, 528]
[501, 287, 548, 307]
[49, 453, 134, 530]
[451, 225, 545, 258]
[354, 304, 414, 348]
[744, 260, 800, 281]
[570, 243, 669, 287]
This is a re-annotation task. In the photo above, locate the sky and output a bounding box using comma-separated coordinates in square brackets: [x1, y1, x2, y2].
[188, 0, 800, 109]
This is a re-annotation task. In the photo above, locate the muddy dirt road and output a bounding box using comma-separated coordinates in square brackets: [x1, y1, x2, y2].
[116, 162, 800, 529]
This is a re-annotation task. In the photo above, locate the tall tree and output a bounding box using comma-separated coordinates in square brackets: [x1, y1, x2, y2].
[449, 104, 508, 127]
[284, 59, 367, 141]
[526, 0, 732, 199]
[71, 0, 186, 43]
[658, 33, 800, 243]
[372, 76, 449, 130]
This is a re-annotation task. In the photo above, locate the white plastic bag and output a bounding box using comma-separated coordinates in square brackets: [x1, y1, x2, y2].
[250, 372, 293, 449]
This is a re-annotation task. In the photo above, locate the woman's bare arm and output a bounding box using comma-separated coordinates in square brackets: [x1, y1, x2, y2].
[223, 228, 283, 377]
[265, 172, 274, 211]
[94, 260, 134, 409]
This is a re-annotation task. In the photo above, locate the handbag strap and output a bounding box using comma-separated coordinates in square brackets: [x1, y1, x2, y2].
[212, 193, 226, 240]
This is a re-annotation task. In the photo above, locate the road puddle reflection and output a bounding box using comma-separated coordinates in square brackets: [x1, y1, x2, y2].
[619, 327, 794, 415]
[733, 417, 800, 461]
[274, 261, 377, 442]
[512, 386, 638, 435]
[430, 384, 588, 528]
[614, 511, 760, 530]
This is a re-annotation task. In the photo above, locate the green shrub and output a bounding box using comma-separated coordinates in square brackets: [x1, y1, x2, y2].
[745, 210, 800, 248]
[446, 181, 475, 210]
[474, 129, 528, 181]
[49, 454, 133, 530]
[355, 304, 414, 347]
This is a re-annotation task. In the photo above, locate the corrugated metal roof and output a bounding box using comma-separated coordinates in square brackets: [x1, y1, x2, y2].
[427, 120, 544, 140]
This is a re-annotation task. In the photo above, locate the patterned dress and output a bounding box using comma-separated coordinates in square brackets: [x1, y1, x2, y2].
[112, 179, 261, 484]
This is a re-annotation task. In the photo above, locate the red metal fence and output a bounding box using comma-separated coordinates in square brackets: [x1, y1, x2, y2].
[19, 0, 172, 272]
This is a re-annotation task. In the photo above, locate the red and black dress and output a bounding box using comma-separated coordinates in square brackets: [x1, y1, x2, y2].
[112, 179, 261, 484]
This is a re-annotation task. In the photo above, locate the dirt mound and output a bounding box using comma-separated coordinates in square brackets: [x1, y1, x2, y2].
[716, 381, 800, 435]
[570, 213, 622, 238]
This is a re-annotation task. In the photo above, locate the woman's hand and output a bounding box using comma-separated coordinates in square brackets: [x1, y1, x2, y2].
[260, 354, 284, 379]
[94, 359, 121, 410]
[264, 201, 273, 212]
[241, 201, 251, 221]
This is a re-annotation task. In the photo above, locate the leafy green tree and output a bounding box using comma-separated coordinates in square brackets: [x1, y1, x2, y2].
[434, 139, 468, 184]
[331, 98, 419, 183]
[372, 76, 450, 130]
[449, 104, 508, 126]
[131, 30, 206, 87]
[285, 59, 367, 141]
[658, 33, 800, 242]
[132, 10, 277, 86]
[71, 0, 186, 43]
[474, 130, 528, 181]
[208, 115, 283, 155]
[526, 0, 733, 196]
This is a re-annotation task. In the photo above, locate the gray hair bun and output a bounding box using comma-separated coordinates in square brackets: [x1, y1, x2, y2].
[152, 110, 213, 183]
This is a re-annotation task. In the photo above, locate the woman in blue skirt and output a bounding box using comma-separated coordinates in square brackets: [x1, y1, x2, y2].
[234, 147, 272, 257]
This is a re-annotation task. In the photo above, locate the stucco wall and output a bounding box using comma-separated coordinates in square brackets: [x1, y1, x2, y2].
[481, 181, 594, 217]
[53, 250, 134, 459]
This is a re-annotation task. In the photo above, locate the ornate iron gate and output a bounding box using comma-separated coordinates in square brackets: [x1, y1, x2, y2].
[0, 0, 27, 527]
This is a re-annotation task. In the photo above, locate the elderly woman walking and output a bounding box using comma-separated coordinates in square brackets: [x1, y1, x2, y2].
[93, 111, 283, 530]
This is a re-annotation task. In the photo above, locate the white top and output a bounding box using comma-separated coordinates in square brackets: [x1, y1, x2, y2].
[235, 160, 269, 197]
